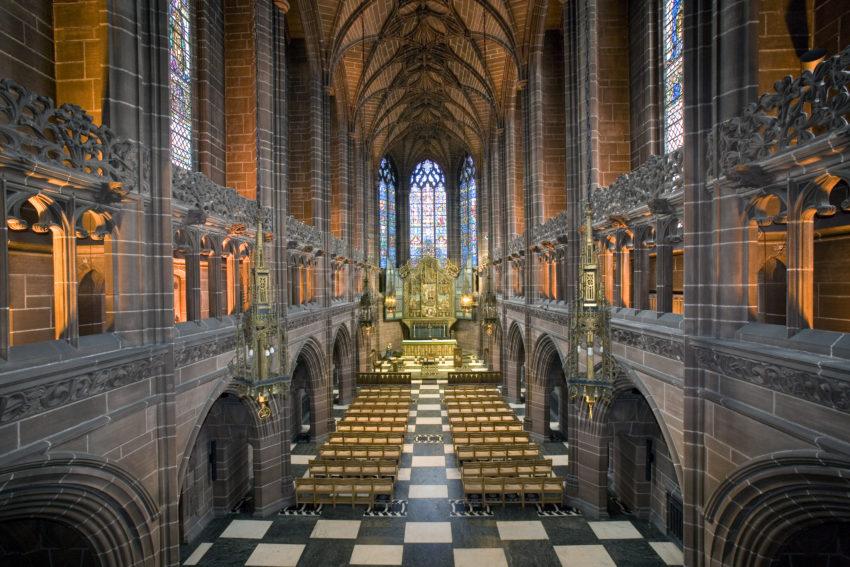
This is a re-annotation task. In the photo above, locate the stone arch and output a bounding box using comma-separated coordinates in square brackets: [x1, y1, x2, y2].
[705, 450, 850, 567]
[0, 455, 159, 567]
[332, 323, 355, 404]
[603, 373, 683, 536]
[506, 322, 526, 403]
[290, 338, 328, 441]
[597, 364, 684, 490]
[177, 380, 287, 541]
[529, 333, 567, 438]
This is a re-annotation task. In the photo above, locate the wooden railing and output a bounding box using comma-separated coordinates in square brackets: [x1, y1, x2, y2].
[356, 372, 412, 385]
[446, 371, 502, 384]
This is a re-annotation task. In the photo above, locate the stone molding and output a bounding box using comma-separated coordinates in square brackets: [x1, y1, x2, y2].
[590, 149, 684, 223]
[286, 216, 324, 252]
[0, 78, 137, 194]
[172, 168, 270, 227]
[693, 345, 850, 413]
[287, 303, 356, 331]
[176, 333, 237, 367]
[0, 351, 167, 424]
[534, 210, 570, 245]
[611, 325, 684, 361]
[708, 46, 850, 181]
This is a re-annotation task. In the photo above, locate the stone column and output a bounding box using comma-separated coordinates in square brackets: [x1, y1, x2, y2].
[655, 219, 673, 313]
[567, 406, 610, 519]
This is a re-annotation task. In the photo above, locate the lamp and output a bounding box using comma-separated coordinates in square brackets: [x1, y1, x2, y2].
[567, 201, 614, 419]
[384, 270, 397, 314]
[229, 216, 289, 419]
[359, 270, 375, 336]
[459, 269, 475, 314]
[478, 261, 499, 335]
[384, 292, 397, 314]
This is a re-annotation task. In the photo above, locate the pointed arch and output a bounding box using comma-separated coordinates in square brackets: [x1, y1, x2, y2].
[332, 323, 355, 404]
[0, 455, 159, 567]
[705, 450, 850, 566]
[408, 159, 448, 261]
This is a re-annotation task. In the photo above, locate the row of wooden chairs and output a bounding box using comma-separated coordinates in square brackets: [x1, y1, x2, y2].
[295, 478, 394, 508]
[346, 407, 410, 416]
[328, 431, 406, 445]
[358, 387, 412, 393]
[461, 459, 553, 479]
[453, 431, 530, 445]
[448, 413, 517, 424]
[308, 458, 399, 480]
[455, 443, 541, 462]
[336, 423, 407, 433]
[446, 402, 514, 414]
[451, 422, 524, 434]
[318, 444, 402, 460]
[443, 392, 504, 405]
[339, 415, 408, 424]
[353, 397, 411, 405]
[444, 385, 501, 393]
[462, 477, 564, 507]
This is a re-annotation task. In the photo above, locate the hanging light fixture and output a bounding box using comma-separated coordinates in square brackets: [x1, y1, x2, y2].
[567, 201, 614, 419]
[229, 216, 289, 419]
[478, 260, 499, 335]
[384, 278, 397, 314]
[359, 270, 375, 336]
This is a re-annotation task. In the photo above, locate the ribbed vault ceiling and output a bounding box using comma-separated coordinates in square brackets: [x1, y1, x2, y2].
[312, 0, 544, 166]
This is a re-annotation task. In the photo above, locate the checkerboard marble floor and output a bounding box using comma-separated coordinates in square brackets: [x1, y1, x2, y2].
[181, 383, 683, 567]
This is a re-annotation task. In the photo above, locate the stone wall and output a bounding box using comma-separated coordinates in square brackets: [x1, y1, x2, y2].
[196, 0, 227, 186]
[286, 38, 313, 224]
[224, 0, 258, 200]
[541, 30, 567, 221]
[0, 0, 54, 97]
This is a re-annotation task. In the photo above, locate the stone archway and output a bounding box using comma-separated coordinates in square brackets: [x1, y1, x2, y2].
[0, 455, 159, 567]
[606, 385, 682, 540]
[506, 323, 525, 403]
[529, 334, 566, 439]
[332, 324, 355, 405]
[568, 371, 684, 528]
[705, 450, 850, 567]
[180, 393, 255, 542]
[289, 339, 329, 441]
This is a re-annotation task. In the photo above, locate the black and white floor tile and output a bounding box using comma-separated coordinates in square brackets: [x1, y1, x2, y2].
[181, 383, 684, 567]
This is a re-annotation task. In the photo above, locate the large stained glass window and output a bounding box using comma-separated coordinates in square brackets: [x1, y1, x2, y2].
[458, 155, 478, 268]
[378, 157, 397, 269]
[169, 0, 193, 169]
[409, 159, 448, 261]
[663, 0, 684, 153]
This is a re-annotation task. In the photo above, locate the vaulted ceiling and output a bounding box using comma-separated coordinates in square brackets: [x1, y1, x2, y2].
[304, 0, 552, 168]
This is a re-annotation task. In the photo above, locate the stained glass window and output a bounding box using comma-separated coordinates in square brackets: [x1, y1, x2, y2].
[663, 0, 684, 153]
[378, 157, 397, 269]
[459, 155, 478, 268]
[169, 0, 193, 169]
[409, 159, 448, 261]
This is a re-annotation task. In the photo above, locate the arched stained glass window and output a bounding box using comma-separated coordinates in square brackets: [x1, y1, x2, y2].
[663, 0, 684, 153]
[459, 155, 478, 268]
[169, 0, 193, 169]
[378, 157, 397, 269]
[409, 160, 448, 261]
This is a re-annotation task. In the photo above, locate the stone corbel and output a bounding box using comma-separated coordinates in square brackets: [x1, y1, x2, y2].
[647, 198, 672, 216]
[186, 208, 208, 226]
[95, 181, 128, 205]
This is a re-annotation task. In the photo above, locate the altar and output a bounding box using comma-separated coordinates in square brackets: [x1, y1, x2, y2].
[401, 339, 457, 358]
